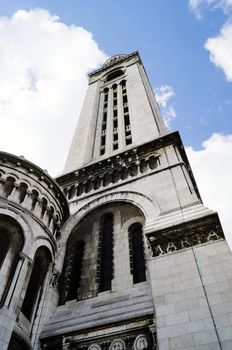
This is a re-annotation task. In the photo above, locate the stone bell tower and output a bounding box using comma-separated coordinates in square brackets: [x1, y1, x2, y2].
[40, 52, 232, 350]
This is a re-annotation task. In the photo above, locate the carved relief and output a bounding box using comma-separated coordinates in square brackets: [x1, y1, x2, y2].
[87, 344, 101, 350]
[109, 339, 126, 350]
[147, 216, 224, 257]
[133, 335, 148, 350]
[50, 327, 155, 350]
[49, 268, 60, 290]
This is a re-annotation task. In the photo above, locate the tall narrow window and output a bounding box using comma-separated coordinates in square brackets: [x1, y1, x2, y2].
[66, 240, 85, 301]
[59, 240, 85, 304]
[121, 81, 132, 146]
[100, 88, 109, 156]
[112, 84, 118, 151]
[21, 247, 51, 321]
[98, 213, 114, 292]
[129, 223, 146, 284]
[0, 231, 9, 269]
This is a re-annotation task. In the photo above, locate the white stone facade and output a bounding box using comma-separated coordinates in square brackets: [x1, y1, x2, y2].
[0, 52, 232, 350]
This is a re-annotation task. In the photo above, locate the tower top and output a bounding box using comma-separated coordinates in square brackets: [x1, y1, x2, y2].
[64, 52, 167, 174]
[88, 52, 139, 77]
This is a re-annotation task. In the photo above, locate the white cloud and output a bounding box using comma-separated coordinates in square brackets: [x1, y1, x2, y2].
[0, 8, 107, 176]
[189, 0, 232, 18]
[186, 133, 232, 249]
[154, 85, 176, 126]
[205, 20, 232, 81]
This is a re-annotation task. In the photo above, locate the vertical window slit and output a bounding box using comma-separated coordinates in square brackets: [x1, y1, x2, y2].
[129, 223, 146, 284]
[98, 213, 114, 292]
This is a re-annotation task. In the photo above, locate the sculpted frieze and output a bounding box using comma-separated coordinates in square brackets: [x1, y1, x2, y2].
[147, 219, 224, 257]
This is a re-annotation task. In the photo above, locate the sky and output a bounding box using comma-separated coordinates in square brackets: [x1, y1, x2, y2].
[0, 1, 231, 246]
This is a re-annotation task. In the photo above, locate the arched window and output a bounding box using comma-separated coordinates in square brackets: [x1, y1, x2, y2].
[106, 69, 124, 82]
[98, 213, 114, 292]
[0, 216, 24, 307]
[66, 240, 85, 302]
[59, 239, 85, 304]
[0, 230, 9, 269]
[129, 223, 146, 284]
[21, 246, 51, 321]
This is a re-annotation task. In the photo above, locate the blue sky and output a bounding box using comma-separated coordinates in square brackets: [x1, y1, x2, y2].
[0, 0, 232, 245]
[0, 0, 231, 150]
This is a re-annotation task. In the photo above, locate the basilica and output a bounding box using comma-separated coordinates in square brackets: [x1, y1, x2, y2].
[0, 52, 232, 350]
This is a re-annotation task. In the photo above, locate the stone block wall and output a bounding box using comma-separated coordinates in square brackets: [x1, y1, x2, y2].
[148, 240, 232, 349]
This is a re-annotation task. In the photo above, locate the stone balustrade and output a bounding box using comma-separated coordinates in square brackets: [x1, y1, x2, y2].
[0, 152, 69, 240]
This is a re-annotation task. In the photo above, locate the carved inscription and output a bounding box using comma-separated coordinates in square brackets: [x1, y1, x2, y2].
[148, 222, 224, 257]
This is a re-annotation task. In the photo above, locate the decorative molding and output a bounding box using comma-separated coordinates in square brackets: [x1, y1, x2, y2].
[133, 335, 148, 350]
[146, 214, 224, 257]
[109, 339, 126, 350]
[87, 344, 101, 350]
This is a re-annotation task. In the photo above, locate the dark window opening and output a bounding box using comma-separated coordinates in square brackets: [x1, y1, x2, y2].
[40, 198, 47, 219]
[124, 114, 130, 126]
[125, 130, 131, 136]
[102, 123, 106, 131]
[113, 143, 118, 150]
[0, 231, 9, 269]
[8, 333, 30, 350]
[121, 80, 126, 87]
[113, 110, 118, 118]
[31, 190, 39, 211]
[123, 95, 128, 104]
[98, 213, 113, 292]
[106, 70, 124, 82]
[113, 134, 118, 141]
[102, 112, 107, 121]
[101, 135, 106, 146]
[21, 247, 51, 320]
[113, 99, 117, 107]
[4, 177, 15, 197]
[124, 106, 129, 114]
[149, 156, 158, 170]
[68, 185, 76, 200]
[113, 92, 117, 98]
[66, 240, 85, 301]
[104, 94, 108, 102]
[104, 103, 108, 109]
[129, 223, 146, 284]
[126, 137, 132, 145]
[76, 183, 84, 196]
[94, 177, 101, 190]
[113, 119, 118, 128]
[100, 148, 105, 156]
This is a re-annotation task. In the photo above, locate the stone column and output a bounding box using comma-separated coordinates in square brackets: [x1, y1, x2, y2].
[0, 253, 32, 350]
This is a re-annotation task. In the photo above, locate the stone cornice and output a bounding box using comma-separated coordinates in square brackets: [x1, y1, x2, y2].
[57, 132, 200, 200]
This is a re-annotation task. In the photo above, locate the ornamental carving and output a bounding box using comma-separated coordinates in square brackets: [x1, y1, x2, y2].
[133, 335, 148, 350]
[49, 268, 60, 290]
[147, 215, 224, 257]
[109, 339, 126, 350]
[87, 344, 101, 350]
[57, 137, 163, 201]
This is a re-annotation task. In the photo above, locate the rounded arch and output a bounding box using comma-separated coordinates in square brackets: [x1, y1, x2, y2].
[0, 207, 33, 246]
[61, 191, 159, 245]
[0, 213, 25, 306]
[121, 215, 145, 233]
[21, 245, 52, 321]
[30, 237, 54, 260]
